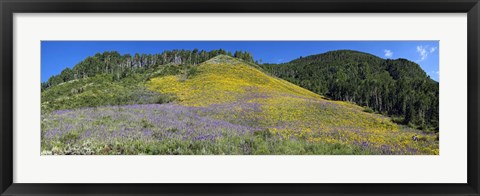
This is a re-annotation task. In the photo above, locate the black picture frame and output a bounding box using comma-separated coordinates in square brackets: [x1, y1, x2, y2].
[1, 0, 479, 195]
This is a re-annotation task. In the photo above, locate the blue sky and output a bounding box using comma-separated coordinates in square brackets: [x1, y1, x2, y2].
[41, 41, 439, 82]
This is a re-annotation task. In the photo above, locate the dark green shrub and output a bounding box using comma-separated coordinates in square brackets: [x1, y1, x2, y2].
[186, 66, 198, 78]
[254, 129, 273, 140]
[363, 107, 374, 113]
[156, 94, 177, 104]
[141, 119, 154, 128]
[166, 127, 179, 133]
[61, 131, 80, 144]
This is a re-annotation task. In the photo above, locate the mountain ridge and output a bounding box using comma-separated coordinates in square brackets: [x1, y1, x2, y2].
[260, 49, 439, 131]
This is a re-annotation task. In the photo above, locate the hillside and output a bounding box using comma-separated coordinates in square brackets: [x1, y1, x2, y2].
[41, 54, 438, 155]
[147, 55, 321, 106]
[260, 50, 439, 131]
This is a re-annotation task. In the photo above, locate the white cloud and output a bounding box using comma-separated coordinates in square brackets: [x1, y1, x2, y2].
[416, 46, 428, 61]
[384, 49, 393, 58]
[416, 45, 437, 62]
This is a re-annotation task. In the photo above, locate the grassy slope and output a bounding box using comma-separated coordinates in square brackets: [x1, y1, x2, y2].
[41, 55, 438, 155]
[41, 71, 177, 112]
[146, 55, 438, 154]
[147, 55, 322, 106]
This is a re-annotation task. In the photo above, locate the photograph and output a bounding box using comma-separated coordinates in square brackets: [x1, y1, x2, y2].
[40, 41, 439, 155]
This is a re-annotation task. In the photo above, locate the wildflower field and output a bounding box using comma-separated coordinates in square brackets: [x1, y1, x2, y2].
[41, 55, 439, 155]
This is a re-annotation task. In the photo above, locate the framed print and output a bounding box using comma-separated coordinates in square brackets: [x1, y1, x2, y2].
[1, 0, 479, 195]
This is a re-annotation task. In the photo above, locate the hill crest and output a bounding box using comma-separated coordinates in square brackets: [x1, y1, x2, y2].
[146, 55, 322, 107]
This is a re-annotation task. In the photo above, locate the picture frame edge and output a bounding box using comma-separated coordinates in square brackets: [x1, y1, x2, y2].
[1, 0, 479, 195]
